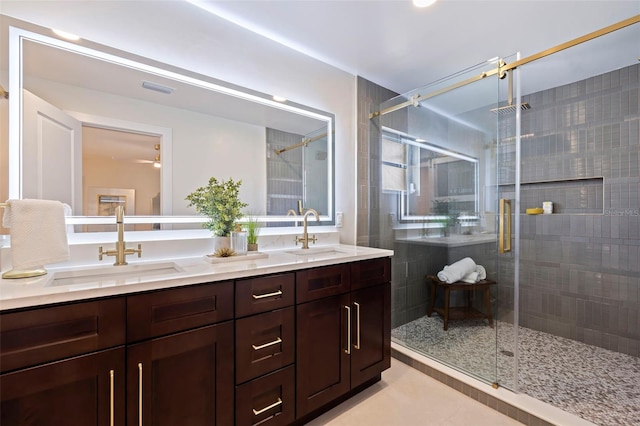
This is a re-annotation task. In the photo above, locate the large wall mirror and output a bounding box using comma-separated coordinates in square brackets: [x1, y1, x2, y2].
[5, 18, 335, 232]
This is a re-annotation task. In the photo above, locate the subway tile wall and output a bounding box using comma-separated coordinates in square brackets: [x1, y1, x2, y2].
[356, 77, 399, 248]
[500, 63, 640, 356]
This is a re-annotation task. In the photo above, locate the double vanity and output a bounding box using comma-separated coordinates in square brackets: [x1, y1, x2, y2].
[0, 244, 392, 426]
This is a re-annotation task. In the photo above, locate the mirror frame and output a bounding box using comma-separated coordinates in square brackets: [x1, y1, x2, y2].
[8, 23, 335, 227]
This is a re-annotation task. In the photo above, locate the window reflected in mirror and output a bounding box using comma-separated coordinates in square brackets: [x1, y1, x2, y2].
[382, 129, 479, 234]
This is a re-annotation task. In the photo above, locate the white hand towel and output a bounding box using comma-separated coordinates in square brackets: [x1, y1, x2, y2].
[437, 257, 477, 284]
[3, 199, 70, 270]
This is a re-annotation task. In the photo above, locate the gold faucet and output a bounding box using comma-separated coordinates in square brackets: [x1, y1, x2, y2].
[287, 208, 299, 227]
[295, 208, 319, 249]
[98, 205, 142, 265]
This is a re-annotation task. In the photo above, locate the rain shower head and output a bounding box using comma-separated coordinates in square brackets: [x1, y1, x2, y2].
[490, 102, 531, 115]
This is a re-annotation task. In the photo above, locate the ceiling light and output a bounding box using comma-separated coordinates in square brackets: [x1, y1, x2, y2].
[142, 81, 174, 94]
[52, 29, 80, 41]
[273, 95, 287, 102]
[413, 0, 437, 8]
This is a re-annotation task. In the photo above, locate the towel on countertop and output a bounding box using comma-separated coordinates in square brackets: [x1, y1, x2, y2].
[437, 257, 477, 283]
[2, 199, 70, 270]
[460, 265, 487, 283]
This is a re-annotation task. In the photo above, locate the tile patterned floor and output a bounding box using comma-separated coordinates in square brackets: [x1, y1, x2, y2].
[392, 316, 640, 426]
[306, 358, 521, 426]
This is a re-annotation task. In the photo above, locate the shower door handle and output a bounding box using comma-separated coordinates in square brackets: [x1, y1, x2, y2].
[499, 199, 512, 254]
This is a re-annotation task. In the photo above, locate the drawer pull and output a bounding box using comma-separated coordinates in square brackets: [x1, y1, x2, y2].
[252, 289, 283, 300]
[138, 363, 143, 426]
[252, 337, 282, 351]
[253, 398, 283, 416]
[344, 305, 351, 355]
[109, 369, 115, 426]
[354, 302, 361, 350]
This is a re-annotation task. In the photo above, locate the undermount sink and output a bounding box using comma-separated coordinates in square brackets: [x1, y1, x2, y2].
[49, 261, 184, 286]
[285, 247, 344, 256]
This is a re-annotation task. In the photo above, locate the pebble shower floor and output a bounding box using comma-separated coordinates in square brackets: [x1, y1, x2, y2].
[392, 316, 640, 426]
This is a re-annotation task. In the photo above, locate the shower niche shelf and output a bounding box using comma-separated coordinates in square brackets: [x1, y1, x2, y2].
[500, 176, 604, 215]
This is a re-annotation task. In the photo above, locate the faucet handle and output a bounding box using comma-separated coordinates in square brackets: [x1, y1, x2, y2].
[309, 235, 317, 245]
[98, 246, 104, 261]
[135, 244, 142, 258]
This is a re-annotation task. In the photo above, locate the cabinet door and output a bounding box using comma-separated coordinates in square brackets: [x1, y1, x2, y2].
[1, 347, 125, 426]
[296, 294, 350, 418]
[127, 322, 234, 426]
[350, 283, 391, 388]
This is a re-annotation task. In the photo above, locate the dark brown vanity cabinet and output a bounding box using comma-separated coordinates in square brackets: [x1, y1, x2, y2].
[296, 258, 391, 419]
[0, 298, 127, 426]
[0, 255, 391, 426]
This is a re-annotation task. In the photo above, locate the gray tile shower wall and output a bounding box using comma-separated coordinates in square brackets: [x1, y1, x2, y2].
[501, 63, 640, 357]
[356, 77, 399, 248]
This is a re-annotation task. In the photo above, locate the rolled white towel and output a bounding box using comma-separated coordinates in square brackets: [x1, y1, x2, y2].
[460, 265, 487, 283]
[437, 257, 477, 283]
[476, 265, 487, 280]
[461, 272, 479, 283]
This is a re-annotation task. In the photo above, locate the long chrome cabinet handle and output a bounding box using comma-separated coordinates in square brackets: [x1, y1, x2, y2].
[252, 289, 282, 300]
[499, 199, 512, 254]
[353, 302, 361, 350]
[253, 397, 282, 416]
[252, 337, 282, 351]
[344, 305, 351, 354]
[109, 369, 115, 426]
[138, 363, 143, 426]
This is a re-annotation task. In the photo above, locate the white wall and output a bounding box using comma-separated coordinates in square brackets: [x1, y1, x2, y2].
[1, 1, 358, 244]
[25, 77, 267, 217]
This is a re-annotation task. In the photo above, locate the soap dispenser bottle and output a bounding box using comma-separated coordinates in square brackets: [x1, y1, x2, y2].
[231, 223, 248, 255]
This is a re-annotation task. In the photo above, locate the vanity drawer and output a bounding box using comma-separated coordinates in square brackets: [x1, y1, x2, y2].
[236, 307, 295, 384]
[351, 257, 391, 290]
[296, 263, 351, 303]
[235, 365, 295, 426]
[127, 281, 233, 342]
[236, 273, 295, 318]
[0, 297, 126, 373]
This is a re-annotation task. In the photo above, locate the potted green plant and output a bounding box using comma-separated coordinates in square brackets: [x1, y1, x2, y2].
[243, 214, 262, 251]
[186, 177, 248, 250]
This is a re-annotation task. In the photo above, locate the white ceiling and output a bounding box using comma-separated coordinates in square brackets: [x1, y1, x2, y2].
[194, 0, 639, 95]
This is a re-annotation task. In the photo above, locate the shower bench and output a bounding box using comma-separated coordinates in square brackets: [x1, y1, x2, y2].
[426, 275, 496, 331]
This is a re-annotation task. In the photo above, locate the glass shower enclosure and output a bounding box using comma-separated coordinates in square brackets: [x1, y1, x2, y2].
[372, 56, 519, 387]
[373, 16, 640, 426]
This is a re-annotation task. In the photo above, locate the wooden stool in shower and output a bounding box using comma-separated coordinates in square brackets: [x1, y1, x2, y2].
[426, 275, 496, 331]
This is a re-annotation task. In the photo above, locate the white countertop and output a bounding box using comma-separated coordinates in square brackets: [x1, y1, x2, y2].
[0, 244, 393, 311]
